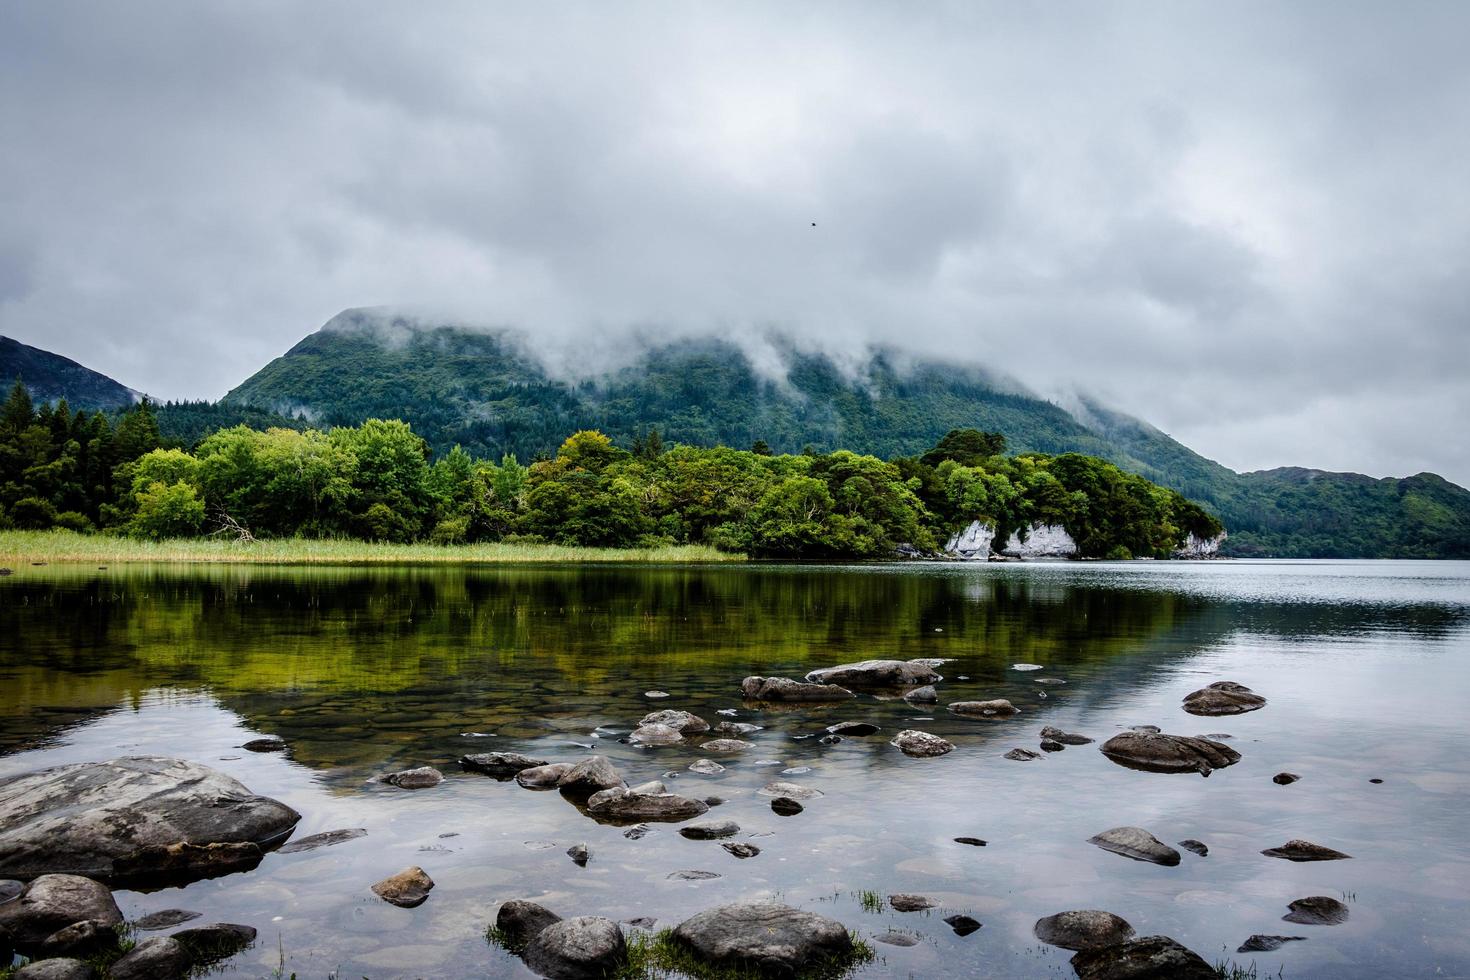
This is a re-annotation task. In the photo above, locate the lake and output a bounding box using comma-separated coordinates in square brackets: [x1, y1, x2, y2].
[2, 559, 1468, 978]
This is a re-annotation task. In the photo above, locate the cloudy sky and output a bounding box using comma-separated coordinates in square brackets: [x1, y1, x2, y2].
[1, 2, 1466, 485]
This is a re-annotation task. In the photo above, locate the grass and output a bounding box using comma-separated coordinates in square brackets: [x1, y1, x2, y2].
[854, 890, 885, 914]
[1215, 959, 1286, 979]
[0, 529, 743, 566]
[489, 925, 874, 980]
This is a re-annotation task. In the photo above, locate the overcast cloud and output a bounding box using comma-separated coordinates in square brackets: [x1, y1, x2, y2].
[1, 2, 1467, 485]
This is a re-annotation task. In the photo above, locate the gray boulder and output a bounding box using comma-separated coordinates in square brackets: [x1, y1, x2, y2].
[0, 875, 121, 946]
[640, 710, 710, 734]
[903, 686, 939, 703]
[629, 723, 684, 745]
[758, 781, 824, 800]
[700, 739, 750, 753]
[170, 922, 256, 966]
[556, 757, 626, 798]
[804, 659, 941, 688]
[721, 842, 760, 859]
[109, 936, 192, 980]
[1088, 827, 1182, 867]
[1098, 731, 1241, 776]
[891, 730, 955, 757]
[14, 960, 96, 980]
[680, 820, 740, 840]
[495, 899, 562, 947]
[1070, 935, 1216, 979]
[1039, 726, 1093, 745]
[586, 785, 709, 823]
[380, 766, 442, 789]
[1283, 896, 1350, 924]
[688, 759, 725, 775]
[1261, 839, 1352, 862]
[1034, 910, 1136, 951]
[949, 700, 1019, 717]
[672, 901, 854, 975]
[1005, 748, 1042, 761]
[1182, 681, 1266, 716]
[38, 919, 118, 959]
[523, 915, 628, 980]
[740, 677, 854, 702]
[0, 758, 300, 883]
[887, 894, 935, 912]
[460, 752, 549, 778]
[517, 763, 574, 789]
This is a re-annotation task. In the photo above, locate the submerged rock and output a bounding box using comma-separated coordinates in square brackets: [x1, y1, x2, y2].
[903, 685, 939, 703]
[700, 739, 750, 753]
[371, 866, 434, 908]
[1238, 935, 1306, 952]
[1098, 731, 1241, 776]
[949, 700, 1019, 717]
[714, 721, 761, 736]
[666, 869, 721, 881]
[680, 820, 740, 840]
[1178, 839, 1209, 857]
[1283, 896, 1350, 925]
[1040, 726, 1093, 745]
[1182, 681, 1267, 716]
[945, 914, 982, 936]
[804, 659, 941, 688]
[0, 757, 300, 884]
[671, 901, 854, 975]
[890, 730, 955, 757]
[379, 766, 443, 789]
[516, 763, 574, 789]
[888, 894, 936, 912]
[1088, 827, 1182, 866]
[277, 829, 367, 854]
[496, 900, 562, 947]
[1034, 910, 1136, 951]
[133, 909, 202, 930]
[0, 874, 122, 946]
[1069, 935, 1216, 979]
[460, 752, 549, 778]
[556, 757, 627, 798]
[1005, 748, 1042, 761]
[688, 759, 725, 775]
[523, 916, 628, 980]
[873, 930, 919, 947]
[740, 676, 854, 702]
[1261, 839, 1352, 862]
[630, 723, 684, 745]
[640, 709, 710, 734]
[759, 781, 824, 800]
[722, 842, 760, 859]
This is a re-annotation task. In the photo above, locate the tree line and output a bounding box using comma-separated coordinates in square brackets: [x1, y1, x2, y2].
[0, 380, 1221, 558]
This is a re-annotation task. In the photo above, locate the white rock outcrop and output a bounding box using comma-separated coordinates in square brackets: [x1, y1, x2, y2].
[944, 521, 996, 559]
[1001, 523, 1078, 558]
[1174, 532, 1227, 558]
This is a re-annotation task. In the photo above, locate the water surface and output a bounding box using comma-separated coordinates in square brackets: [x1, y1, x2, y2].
[2, 560, 1468, 978]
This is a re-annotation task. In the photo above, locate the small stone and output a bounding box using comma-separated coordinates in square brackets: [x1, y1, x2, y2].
[132, 909, 202, 930]
[714, 722, 761, 736]
[887, 894, 936, 912]
[1238, 935, 1307, 952]
[1004, 748, 1042, 761]
[1273, 772, 1300, 785]
[741, 676, 856, 702]
[567, 843, 590, 866]
[241, 736, 285, 752]
[759, 781, 823, 800]
[1130, 725, 1161, 733]
[688, 759, 725, 775]
[722, 842, 760, 859]
[645, 691, 670, 698]
[890, 730, 955, 757]
[1178, 839, 1209, 857]
[379, 766, 443, 789]
[771, 798, 804, 816]
[1283, 896, 1350, 925]
[873, 929, 919, 947]
[277, 828, 367, 854]
[704, 796, 725, 807]
[1040, 739, 1065, 752]
[819, 734, 842, 745]
[701, 738, 750, 752]
[945, 914, 982, 936]
[1182, 681, 1267, 716]
[371, 866, 434, 907]
[624, 916, 657, 929]
[903, 686, 939, 703]
[1039, 726, 1093, 745]
[1261, 839, 1352, 862]
[949, 699, 1019, 717]
[781, 766, 811, 775]
[640, 709, 710, 734]
[623, 825, 652, 840]
[954, 836, 987, 847]
[630, 723, 685, 745]
[666, 869, 721, 880]
[1088, 827, 1181, 866]
[680, 820, 740, 840]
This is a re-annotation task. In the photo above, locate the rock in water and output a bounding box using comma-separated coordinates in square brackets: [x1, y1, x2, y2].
[169, 923, 257, 966]
[722, 842, 760, 859]
[771, 797, 804, 816]
[14, 960, 97, 980]
[1238, 935, 1306, 952]
[0, 757, 300, 883]
[277, 829, 367, 854]
[1069, 935, 1216, 979]
[1005, 748, 1042, 761]
[1034, 910, 1136, 951]
[714, 721, 761, 736]
[945, 914, 982, 936]
[1181, 681, 1267, 716]
[888, 894, 936, 912]
[1261, 840, 1352, 862]
[873, 930, 919, 946]
[803, 659, 941, 688]
[740, 676, 855, 702]
[1178, 839, 1209, 857]
[640, 710, 710, 734]
[459, 752, 549, 778]
[1097, 731, 1241, 776]
[954, 837, 987, 847]
[132, 909, 201, 930]
[1283, 896, 1350, 924]
[38, 919, 118, 959]
[586, 785, 709, 822]
[241, 736, 285, 753]
[688, 759, 725, 775]
[371, 867, 434, 908]
[0, 875, 122, 946]
[567, 843, 590, 866]
[758, 781, 824, 800]
[1273, 772, 1301, 785]
[108, 936, 192, 980]
[629, 723, 684, 745]
[523, 916, 627, 980]
[680, 820, 740, 840]
[826, 722, 881, 736]
[672, 901, 855, 975]
[904, 685, 939, 703]
[890, 730, 955, 757]
[700, 739, 750, 753]
[1039, 726, 1093, 745]
[949, 700, 1019, 717]
[1088, 827, 1182, 866]
[517, 763, 574, 789]
[380, 766, 443, 789]
[556, 756, 627, 798]
[496, 900, 562, 947]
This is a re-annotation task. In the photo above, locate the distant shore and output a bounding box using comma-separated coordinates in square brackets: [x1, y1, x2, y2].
[0, 530, 741, 566]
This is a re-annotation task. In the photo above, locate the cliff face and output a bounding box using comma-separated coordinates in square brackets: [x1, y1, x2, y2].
[943, 521, 1226, 560]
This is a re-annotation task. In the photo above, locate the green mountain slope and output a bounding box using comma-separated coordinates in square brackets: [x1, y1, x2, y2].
[206, 307, 1462, 559]
[1, 335, 141, 410]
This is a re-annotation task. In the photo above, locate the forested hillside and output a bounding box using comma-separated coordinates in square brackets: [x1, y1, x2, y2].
[1, 335, 141, 410]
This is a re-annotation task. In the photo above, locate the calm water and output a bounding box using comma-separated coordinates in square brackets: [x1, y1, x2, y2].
[2, 560, 1469, 979]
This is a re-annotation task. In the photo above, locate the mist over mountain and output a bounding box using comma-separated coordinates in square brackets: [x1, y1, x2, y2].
[221, 308, 1470, 559]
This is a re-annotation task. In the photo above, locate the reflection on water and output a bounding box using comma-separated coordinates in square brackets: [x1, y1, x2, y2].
[2, 560, 1469, 978]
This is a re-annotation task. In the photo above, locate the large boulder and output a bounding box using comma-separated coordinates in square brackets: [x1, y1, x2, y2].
[1098, 732, 1240, 776]
[640, 710, 710, 734]
[517, 763, 574, 789]
[1070, 935, 1216, 979]
[496, 899, 562, 947]
[108, 936, 192, 980]
[672, 901, 855, 975]
[740, 677, 854, 702]
[460, 752, 549, 779]
[1087, 827, 1181, 866]
[37, 919, 119, 959]
[0, 875, 121, 946]
[556, 757, 626, 799]
[586, 784, 709, 823]
[1034, 910, 1136, 951]
[169, 922, 257, 966]
[0, 758, 300, 884]
[1181, 681, 1266, 716]
[803, 659, 941, 688]
[523, 916, 628, 979]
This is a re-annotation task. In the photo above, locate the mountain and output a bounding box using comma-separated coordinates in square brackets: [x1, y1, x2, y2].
[221, 308, 1470, 558]
[1, 335, 142, 410]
